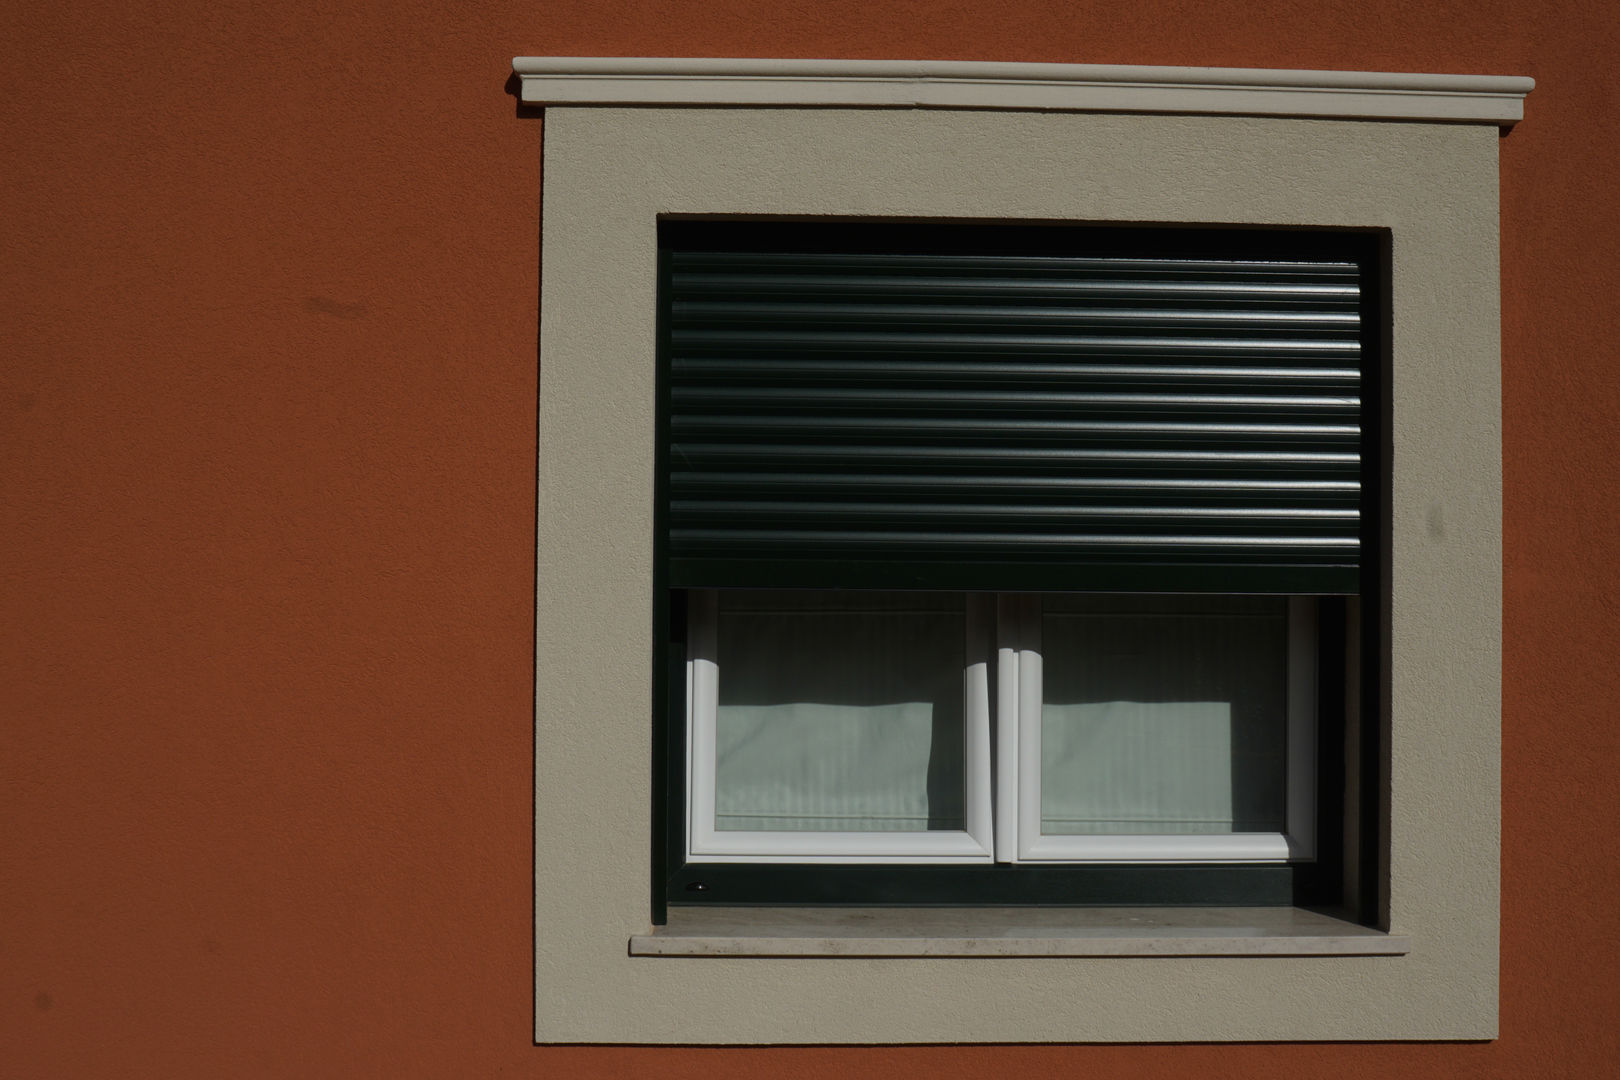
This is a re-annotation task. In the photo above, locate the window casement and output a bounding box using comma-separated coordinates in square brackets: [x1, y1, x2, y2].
[657, 221, 1371, 913]
[682, 590, 1323, 866]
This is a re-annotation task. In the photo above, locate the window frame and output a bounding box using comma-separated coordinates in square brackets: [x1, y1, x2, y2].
[683, 589, 998, 863]
[668, 587, 1341, 906]
[658, 220, 1360, 904]
[532, 92, 1506, 1043]
[1008, 593, 1319, 863]
[680, 590, 1322, 868]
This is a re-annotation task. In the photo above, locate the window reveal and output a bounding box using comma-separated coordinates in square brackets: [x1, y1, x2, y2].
[657, 220, 1371, 911]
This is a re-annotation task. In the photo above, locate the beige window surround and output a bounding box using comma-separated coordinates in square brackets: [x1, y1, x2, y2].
[526, 57, 1521, 1044]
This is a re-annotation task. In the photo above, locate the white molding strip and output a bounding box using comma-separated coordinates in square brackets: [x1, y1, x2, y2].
[512, 57, 1533, 125]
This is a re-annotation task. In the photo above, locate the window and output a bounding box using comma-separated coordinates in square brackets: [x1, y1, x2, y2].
[658, 222, 1367, 912]
[527, 64, 1512, 1043]
[683, 591, 1322, 864]
[686, 589, 994, 862]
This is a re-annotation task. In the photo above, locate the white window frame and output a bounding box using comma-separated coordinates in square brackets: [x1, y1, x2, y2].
[687, 590, 1317, 866]
[684, 590, 997, 863]
[1009, 594, 1317, 863]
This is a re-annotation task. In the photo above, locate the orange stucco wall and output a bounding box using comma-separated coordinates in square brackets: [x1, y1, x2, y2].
[5, 1, 1617, 1075]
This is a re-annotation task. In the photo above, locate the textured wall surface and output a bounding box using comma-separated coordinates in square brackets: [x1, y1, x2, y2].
[3, 1, 1616, 1076]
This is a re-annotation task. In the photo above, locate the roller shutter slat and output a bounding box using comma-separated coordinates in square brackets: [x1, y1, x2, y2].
[662, 237, 1367, 593]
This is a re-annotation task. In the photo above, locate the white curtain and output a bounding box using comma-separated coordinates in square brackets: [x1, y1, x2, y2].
[714, 592, 965, 832]
[1040, 596, 1288, 835]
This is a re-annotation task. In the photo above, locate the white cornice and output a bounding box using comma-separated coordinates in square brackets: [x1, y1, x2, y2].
[511, 57, 1532, 125]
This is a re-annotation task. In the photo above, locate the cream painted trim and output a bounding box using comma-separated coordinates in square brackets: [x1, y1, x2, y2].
[534, 107, 1502, 1044]
[512, 57, 1532, 125]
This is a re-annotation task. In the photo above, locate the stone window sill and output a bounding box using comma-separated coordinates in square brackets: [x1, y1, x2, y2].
[632, 906, 1410, 958]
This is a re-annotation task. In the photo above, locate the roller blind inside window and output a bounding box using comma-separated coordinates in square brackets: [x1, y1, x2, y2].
[661, 224, 1372, 594]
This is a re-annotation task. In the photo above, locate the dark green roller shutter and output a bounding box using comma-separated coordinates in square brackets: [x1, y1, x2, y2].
[660, 224, 1370, 593]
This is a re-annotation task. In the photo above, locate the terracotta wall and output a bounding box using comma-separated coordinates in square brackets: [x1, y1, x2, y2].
[5, 1, 1616, 1075]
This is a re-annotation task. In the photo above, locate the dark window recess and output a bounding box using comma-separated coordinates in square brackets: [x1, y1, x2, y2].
[652, 220, 1383, 919]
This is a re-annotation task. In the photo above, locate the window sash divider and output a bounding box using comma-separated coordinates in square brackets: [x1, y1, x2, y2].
[964, 595, 997, 858]
[1015, 594, 1045, 862]
[994, 594, 1021, 864]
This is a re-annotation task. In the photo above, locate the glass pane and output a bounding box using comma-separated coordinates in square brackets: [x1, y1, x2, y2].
[714, 591, 965, 832]
[1040, 595, 1288, 835]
